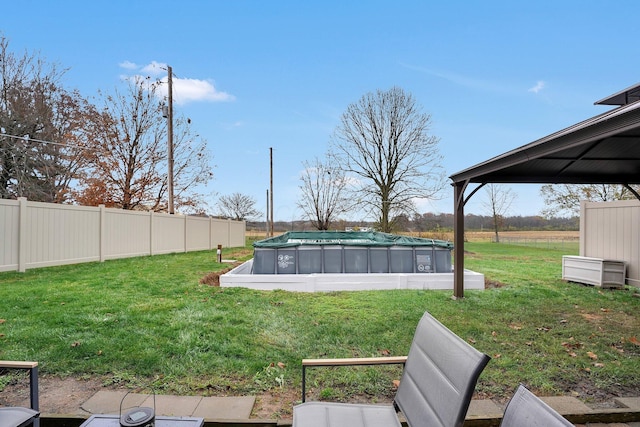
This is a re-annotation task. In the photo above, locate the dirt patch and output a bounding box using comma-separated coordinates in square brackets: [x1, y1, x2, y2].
[200, 262, 242, 286]
[251, 388, 298, 419]
[485, 278, 506, 289]
[580, 312, 604, 322]
[558, 378, 640, 409]
[200, 271, 222, 286]
[0, 375, 104, 415]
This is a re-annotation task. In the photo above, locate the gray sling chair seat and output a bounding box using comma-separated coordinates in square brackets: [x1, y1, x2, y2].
[500, 384, 574, 427]
[293, 311, 491, 427]
[0, 361, 40, 427]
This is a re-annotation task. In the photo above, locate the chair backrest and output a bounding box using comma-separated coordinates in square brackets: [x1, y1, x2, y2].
[394, 312, 490, 427]
[500, 384, 574, 427]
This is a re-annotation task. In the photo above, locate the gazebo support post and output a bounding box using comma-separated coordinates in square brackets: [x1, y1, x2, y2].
[453, 181, 467, 299]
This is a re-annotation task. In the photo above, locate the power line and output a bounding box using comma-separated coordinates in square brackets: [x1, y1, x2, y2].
[0, 132, 93, 151]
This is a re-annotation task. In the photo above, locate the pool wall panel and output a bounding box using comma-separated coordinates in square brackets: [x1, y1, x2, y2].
[252, 245, 452, 274]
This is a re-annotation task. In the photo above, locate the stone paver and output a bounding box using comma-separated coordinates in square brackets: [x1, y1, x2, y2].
[617, 398, 640, 410]
[140, 394, 202, 417]
[467, 399, 503, 418]
[540, 396, 592, 415]
[81, 391, 147, 414]
[193, 396, 255, 419]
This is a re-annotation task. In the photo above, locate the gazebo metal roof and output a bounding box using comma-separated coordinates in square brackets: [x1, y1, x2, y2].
[449, 83, 640, 298]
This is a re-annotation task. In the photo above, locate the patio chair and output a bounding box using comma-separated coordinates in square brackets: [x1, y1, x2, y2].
[500, 384, 574, 427]
[0, 361, 40, 427]
[293, 311, 491, 427]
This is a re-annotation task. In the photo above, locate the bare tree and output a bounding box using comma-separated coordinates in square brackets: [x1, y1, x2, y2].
[0, 35, 92, 202]
[217, 192, 262, 220]
[329, 87, 445, 232]
[75, 76, 212, 212]
[482, 184, 516, 243]
[297, 157, 350, 230]
[539, 184, 640, 218]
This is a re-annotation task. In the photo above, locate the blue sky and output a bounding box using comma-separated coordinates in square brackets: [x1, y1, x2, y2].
[3, 1, 640, 221]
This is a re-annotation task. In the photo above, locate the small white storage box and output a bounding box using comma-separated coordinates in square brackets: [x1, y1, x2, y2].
[562, 256, 626, 288]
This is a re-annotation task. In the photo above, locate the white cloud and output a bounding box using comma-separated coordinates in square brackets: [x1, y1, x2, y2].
[141, 61, 167, 77]
[528, 80, 545, 93]
[119, 61, 234, 105]
[119, 60, 139, 70]
[169, 77, 235, 105]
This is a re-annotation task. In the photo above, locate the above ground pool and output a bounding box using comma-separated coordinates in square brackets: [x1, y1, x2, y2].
[251, 231, 453, 274]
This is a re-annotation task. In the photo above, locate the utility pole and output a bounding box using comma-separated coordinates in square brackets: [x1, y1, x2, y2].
[167, 65, 175, 214]
[269, 147, 274, 237]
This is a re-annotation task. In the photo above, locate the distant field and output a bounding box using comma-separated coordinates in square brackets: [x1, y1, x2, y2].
[246, 229, 580, 242]
[466, 230, 578, 240]
[463, 231, 580, 252]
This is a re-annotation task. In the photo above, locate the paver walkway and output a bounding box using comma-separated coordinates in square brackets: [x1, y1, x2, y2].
[80, 391, 255, 420]
[74, 391, 640, 426]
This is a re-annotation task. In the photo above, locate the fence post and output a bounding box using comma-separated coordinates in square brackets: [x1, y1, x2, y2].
[18, 197, 27, 272]
[209, 216, 213, 250]
[184, 214, 188, 253]
[99, 205, 106, 262]
[150, 211, 155, 256]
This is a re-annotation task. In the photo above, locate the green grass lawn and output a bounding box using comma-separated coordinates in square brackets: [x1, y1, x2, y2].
[0, 241, 638, 404]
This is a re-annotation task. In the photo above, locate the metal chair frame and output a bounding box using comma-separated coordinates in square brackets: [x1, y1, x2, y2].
[0, 361, 40, 427]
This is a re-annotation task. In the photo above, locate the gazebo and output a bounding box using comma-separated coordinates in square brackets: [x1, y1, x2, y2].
[449, 83, 640, 298]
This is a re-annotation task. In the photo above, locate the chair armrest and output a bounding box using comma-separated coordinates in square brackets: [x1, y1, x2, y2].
[0, 361, 39, 413]
[303, 356, 407, 367]
[301, 356, 407, 402]
[0, 361, 38, 369]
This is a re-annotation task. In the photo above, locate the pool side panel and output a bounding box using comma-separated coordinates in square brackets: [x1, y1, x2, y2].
[220, 260, 485, 292]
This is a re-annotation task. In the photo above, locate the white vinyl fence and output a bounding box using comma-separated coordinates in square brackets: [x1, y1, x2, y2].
[580, 200, 640, 287]
[0, 198, 245, 272]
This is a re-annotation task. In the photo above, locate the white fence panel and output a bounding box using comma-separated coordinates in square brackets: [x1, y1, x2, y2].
[186, 216, 211, 251]
[228, 220, 246, 248]
[0, 198, 245, 272]
[581, 200, 640, 286]
[103, 208, 151, 260]
[153, 213, 186, 254]
[25, 201, 101, 269]
[211, 219, 230, 247]
[0, 199, 20, 271]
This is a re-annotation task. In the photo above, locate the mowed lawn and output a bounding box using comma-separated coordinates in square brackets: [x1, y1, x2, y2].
[0, 240, 638, 403]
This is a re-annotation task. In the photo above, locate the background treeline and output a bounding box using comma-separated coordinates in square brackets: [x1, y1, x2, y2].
[248, 213, 579, 234]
